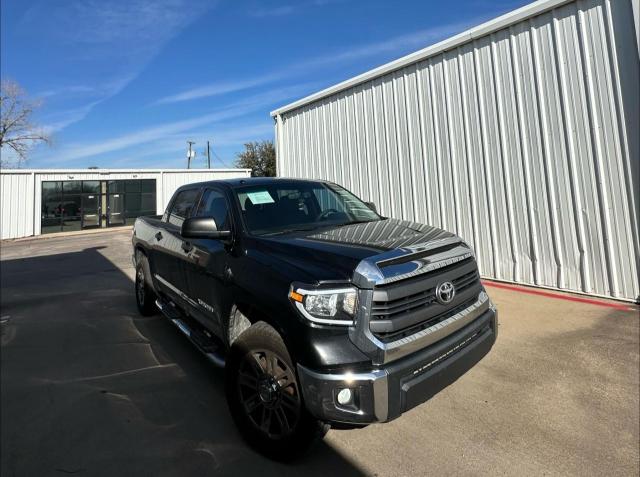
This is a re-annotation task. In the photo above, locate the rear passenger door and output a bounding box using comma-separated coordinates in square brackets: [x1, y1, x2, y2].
[152, 187, 201, 307]
[182, 187, 234, 339]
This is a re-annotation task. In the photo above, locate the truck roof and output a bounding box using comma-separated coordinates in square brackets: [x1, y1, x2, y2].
[177, 176, 333, 190]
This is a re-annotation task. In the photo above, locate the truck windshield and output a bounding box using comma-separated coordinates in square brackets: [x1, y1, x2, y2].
[234, 181, 382, 235]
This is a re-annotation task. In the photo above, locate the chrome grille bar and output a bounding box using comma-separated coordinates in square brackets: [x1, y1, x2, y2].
[380, 292, 490, 362]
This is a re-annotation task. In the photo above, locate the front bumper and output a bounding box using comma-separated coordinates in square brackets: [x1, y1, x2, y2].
[297, 305, 497, 425]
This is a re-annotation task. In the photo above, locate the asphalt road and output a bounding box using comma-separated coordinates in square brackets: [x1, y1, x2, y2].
[1, 230, 638, 476]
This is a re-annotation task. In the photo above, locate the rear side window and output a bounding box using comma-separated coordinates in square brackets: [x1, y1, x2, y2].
[167, 189, 199, 226]
[195, 189, 230, 230]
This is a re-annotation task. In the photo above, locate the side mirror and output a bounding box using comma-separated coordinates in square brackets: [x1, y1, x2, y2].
[365, 201, 377, 213]
[181, 216, 232, 240]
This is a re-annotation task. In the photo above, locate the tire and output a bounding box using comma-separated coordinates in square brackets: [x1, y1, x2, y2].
[225, 322, 325, 461]
[135, 254, 157, 316]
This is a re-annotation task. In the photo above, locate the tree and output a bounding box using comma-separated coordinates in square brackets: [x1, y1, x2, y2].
[235, 140, 276, 177]
[0, 79, 49, 167]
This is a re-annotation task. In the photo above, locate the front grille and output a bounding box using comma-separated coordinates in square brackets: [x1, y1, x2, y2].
[369, 258, 482, 341]
[371, 288, 436, 320]
[371, 267, 480, 321]
[373, 296, 478, 343]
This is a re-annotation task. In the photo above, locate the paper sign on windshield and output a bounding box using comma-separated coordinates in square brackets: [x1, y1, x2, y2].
[247, 190, 275, 205]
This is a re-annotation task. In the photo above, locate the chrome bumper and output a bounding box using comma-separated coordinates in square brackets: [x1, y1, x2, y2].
[298, 304, 497, 425]
[297, 365, 390, 423]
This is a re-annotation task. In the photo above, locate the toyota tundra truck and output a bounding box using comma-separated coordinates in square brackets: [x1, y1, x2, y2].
[132, 177, 497, 460]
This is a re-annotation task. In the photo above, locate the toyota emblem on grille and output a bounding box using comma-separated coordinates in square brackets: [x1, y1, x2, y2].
[436, 281, 456, 304]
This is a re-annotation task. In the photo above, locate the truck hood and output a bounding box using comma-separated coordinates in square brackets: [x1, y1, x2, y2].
[253, 218, 459, 282]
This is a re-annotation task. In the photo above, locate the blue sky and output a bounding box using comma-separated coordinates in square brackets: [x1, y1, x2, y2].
[1, 0, 528, 169]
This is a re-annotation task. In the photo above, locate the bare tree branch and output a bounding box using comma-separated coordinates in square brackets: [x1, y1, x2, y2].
[1, 79, 50, 167]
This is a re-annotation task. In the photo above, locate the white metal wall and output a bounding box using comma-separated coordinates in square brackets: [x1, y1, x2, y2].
[273, 0, 640, 301]
[0, 172, 36, 240]
[0, 168, 251, 240]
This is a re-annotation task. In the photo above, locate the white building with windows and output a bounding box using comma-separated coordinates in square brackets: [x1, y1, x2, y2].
[0, 168, 251, 240]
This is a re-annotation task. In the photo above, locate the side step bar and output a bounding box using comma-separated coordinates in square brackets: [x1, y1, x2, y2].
[155, 299, 226, 367]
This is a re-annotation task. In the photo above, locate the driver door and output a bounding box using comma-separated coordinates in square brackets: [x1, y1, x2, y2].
[152, 187, 201, 308]
[182, 187, 234, 339]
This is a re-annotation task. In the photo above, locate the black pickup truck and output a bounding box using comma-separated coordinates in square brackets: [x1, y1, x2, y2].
[132, 177, 497, 459]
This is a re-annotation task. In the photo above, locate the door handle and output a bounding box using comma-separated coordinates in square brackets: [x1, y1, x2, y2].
[155, 231, 163, 241]
[181, 241, 193, 253]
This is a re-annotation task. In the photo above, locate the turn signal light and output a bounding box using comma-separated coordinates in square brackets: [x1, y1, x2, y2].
[289, 290, 304, 303]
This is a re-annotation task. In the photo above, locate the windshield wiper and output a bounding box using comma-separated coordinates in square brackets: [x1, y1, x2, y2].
[262, 226, 321, 236]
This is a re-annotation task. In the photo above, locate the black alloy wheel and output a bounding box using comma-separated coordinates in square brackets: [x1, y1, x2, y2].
[136, 266, 146, 305]
[135, 256, 157, 316]
[225, 321, 324, 460]
[237, 349, 301, 439]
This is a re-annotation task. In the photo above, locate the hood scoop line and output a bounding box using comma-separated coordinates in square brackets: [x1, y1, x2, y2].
[353, 236, 471, 288]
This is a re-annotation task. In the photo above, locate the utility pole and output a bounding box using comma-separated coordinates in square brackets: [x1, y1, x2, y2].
[187, 141, 195, 169]
[206, 140, 211, 169]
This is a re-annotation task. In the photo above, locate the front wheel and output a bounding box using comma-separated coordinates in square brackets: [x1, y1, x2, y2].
[135, 256, 157, 316]
[225, 322, 325, 461]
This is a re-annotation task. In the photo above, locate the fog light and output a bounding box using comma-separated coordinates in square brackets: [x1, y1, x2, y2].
[337, 388, 352, 405]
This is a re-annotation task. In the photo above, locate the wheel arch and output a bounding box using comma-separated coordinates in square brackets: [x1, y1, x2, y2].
[227, 302, 292, 353]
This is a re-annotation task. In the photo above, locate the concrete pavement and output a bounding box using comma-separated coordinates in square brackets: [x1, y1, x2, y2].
[1, 229, 638, 476]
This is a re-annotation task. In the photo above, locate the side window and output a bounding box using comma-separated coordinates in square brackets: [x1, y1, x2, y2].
[167, 189, 199, 227]
[195, 189, 230, 230]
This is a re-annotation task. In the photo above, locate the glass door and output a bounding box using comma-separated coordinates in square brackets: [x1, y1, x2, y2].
[41, 182, 63, 234]
[107, 193, 125, 226]
[81, 194, 101, 228]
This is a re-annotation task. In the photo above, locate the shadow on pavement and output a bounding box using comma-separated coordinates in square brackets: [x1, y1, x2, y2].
[0, 247, 365, 476]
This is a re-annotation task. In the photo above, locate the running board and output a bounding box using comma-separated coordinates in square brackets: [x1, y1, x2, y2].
[155, 299, 226, 368]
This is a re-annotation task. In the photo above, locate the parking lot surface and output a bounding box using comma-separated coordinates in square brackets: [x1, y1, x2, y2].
[1, 229, 638, 476]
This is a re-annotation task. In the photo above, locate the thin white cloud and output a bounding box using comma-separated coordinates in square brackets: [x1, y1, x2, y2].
[40, 100, 104, 135]
[170, 123, 275, 148]
[36, 85, 99, 99]
[50, 110, 243, 163]
[21, 0, 213, 56]
[153, 18, 482, 106]
[101, 122, 275, 167]
[248, 0, 340, 17]
[37, 84, 313, 164]
[155, 74, 281, 104]
[19, 0, 216, 133]
[37, 75, 137, 134]
[296, 22, 483, 70]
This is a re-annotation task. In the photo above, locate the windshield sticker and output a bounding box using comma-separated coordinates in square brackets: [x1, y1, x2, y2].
[247, 190, 275, 205]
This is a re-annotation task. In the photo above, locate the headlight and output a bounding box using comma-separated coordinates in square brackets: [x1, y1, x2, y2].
[289, 285, 357, 325]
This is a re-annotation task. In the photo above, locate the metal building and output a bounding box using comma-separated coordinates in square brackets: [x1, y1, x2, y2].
[0, 168, 251, 240]
[271, 0, 640, 302]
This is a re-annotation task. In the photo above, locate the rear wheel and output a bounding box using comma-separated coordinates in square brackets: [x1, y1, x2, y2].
[135, 255, 157, 316]
[225, 322, 324, 460]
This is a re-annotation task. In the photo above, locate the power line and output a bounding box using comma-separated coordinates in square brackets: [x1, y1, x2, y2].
[212, 148, 233, 169]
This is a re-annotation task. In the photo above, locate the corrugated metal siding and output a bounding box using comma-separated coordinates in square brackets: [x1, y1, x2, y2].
[0, 173, 35, 240]
[0, 169, 251, 240]
[274, 0, 640, 301]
